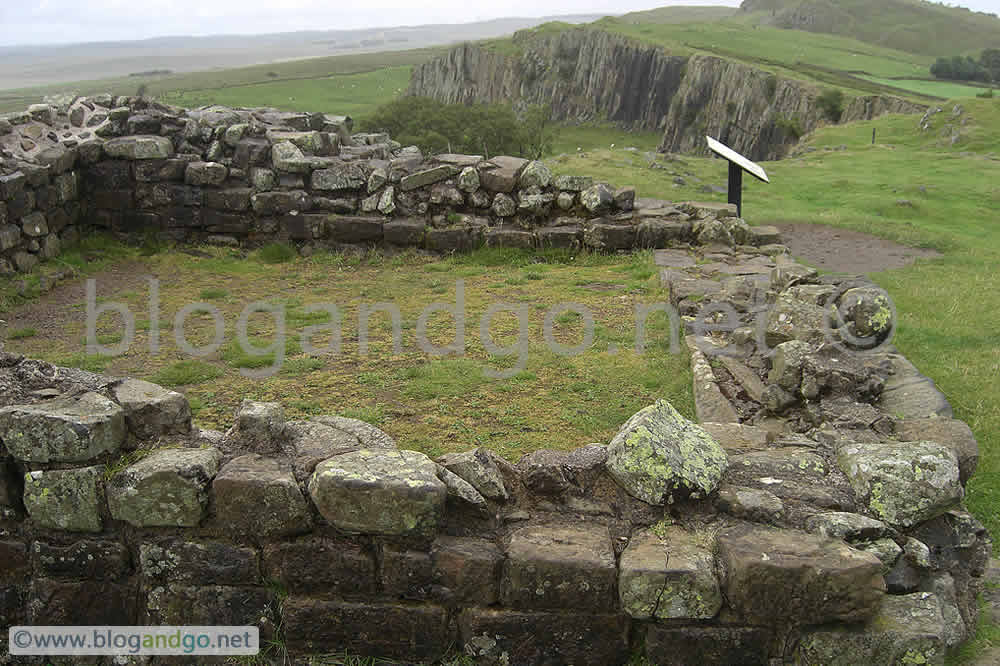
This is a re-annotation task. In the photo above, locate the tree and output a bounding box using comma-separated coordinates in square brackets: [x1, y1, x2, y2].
[816, 89, 845, 123]
[981, 48, 1000, 83]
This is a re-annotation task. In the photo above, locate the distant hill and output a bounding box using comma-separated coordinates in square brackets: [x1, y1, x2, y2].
[738, 0, 1000, 56]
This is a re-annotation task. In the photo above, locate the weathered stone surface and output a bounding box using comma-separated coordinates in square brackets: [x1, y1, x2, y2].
[501, 525, 616, 611]
[28, 579, 136, 625]
[457, 166, 480, 192]
[20, 211, 48, 237]
[282, 598, 451, 661]
[552, 174, 593, 191]
[233, 137, 270, 168]
[858, 538, 904, 575]
[837, 440, 962, 528]
[485, 227, 535, 249]
[263, 538, 376, 596]
[313, 415, 397, 449]
[689, 344, 741, 423]
[250, 190, 310, 215]
[899, 417, 978, 483]
[796, 592, 959, 665]
[516, 449, 571, 496]
[228, 399, 285, 454]
[478, 156, 526, 192]
[614, 185, 636, 211]
[518, 160, 552, 189]
[144, 584, 272, 626]
[436, 464, 488, 513]
[607, 399, 728, 504]
[765, 293, 829, 346]
[383, 218, 426, 245]
[271, 140, 315, 173]
[107, 447, 220, 527]
[717, 525, 885, 625]
[139, 539, 258, 585]
[768, 339, 811, 392]
[584, 222, 636, 250]
[214, 454, 311, 538]
[837, 287, 893, 341]
[379, 545, 434, 600]
[0, 392, 125, 463]
[110, 378, 191, 440]
[459, 608, 629, 666]
[431, 536, 503, 605]
[309, 449, 445, 537]
[805, 512, 889, 542]
[715, 484, 784, 523]
[619, 526, 721, 620]
[326, 215, 383, 243]
[879, 353, 953, 419]
[31, 539, 131, 580]
[436, 448, 508, 501]
[311, 162, 367, 190]
[748, 224, 782, 246]
[491, 192, 516, 217]
[184, 161, 227, 186]
[580, 183, 614, 213]
[646, 626, 771, 666]
[203, 187, 252, 212]
[537, 225, 581, 249]
[23, 466, 103, 532]
[399, 165, 454, 191]
[103, 135, 173, 160]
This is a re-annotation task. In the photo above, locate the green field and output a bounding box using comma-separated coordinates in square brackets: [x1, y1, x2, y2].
[859, 75, 994, 99]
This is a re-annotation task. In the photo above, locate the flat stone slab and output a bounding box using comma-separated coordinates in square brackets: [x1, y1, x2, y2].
[501, 525, 617, 611]
[689, 343, 741, 424]
[879, 354, 953, 419]
[898, 418, 978, 484]
[308, 449, 445, 537]
[837, 440, 963, 528]
[619, 526, 722, 620]
[607, 399, 729, 504]
[213, 454, 311, 538]
[103, 135, 173, 160]
[110, 378, 191, 440]
[0, 391, 125, 463]
[23, 466, 103, 532]
[107, 447, 220, 527]
[717, 525, 885, 625]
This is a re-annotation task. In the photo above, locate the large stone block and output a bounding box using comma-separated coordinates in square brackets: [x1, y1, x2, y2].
[144, 584, 272, 626]
[583, 222, 636, 250]
[400, 165, 455, 191]
[110, 378, 191, 440]
[262, 538, 376, 595]
[281, 598, 451, 661]
[837, 440, 963, 528]
[139, 539, 259, 585]
[23, 466, 103, 533]
[618, 526, 721, 620]
[326, 215, 383, 243]
[311, 162, 367, 191]
[431, 536, 503, 605]
[537, 225, 582, 249]
[203, 187, 252, 212]
[103, 135, 173, 160]
[250, 190, 309, 215]
[107, 447, 220, 527]
[233, 138, 271, 169]
[485, 228, 535, 249]
[637, 218, 692, 247]
[501, 525, 616, 611]
[308, 449, 446, 538]
[184, 161, 227, 186]
[717, 525, 885, 625]
[31, 539, 131, 580]
[606, 399, 728, 504]
[29, 578, 137, 625]
[0, 392, 125, 463]
[765, 293, 829, 347]
[899, 417, 979, 484]
[383, 219, 425, 246]
[458, 608, 629, 666]
[646, 626, 771, 666]
[478, 156, 527, 193]
[213, 454, 311, 538]
[436, 448, 508, 501]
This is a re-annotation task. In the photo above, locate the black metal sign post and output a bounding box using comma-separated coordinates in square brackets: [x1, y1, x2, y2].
[706, 136, 770, 218]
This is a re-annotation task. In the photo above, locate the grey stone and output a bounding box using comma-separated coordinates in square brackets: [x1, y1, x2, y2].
[0, 392, 125, 463]
[311, 162, 367, 190]
[619, 526, 722, 620]
[606, 399, 728, 504]
[20, 212, 47, 238]
[457, 166, 480, 192]
[491, 192, 516, 217]
[638, 218, 692, 247]
[898, 418, 978, 484]
[580, 183, 614, 213]
[23, 466, 103, 533]
[837, 440, 963, 528]
[107, 447, 220, 527]
[400, 165, 454, 191]
[436, 465, 488, 514]
[837, 287, 893, 341]
[184, 161, 227, 186]
[213, 454, 311, 538]
[765, 293, 829, 346]
[308, 449, 446, 538]
[715, 484, 784, 523]
[556, 191, 575, 210]
[518, 160, 552, 189]
[552, 174, 592, 191]
[436, 448, 508, 501]
[748, 225, 782, 246]
[271, 141, 313, 173]
[478, 156, 526, 193]
[804, 512, 889, 542]
[768, 340, 812, 392]
[228, 400, 285, 454]
[110, 378, 191, 440]
[856, 538, 903, 574]
[693, 217, 733, 245]
[103, 135, 173, 160]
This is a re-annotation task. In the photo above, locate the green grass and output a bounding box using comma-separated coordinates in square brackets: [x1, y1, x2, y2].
[6, 327, 36, 340]
[151, 360, 224, 386]
[858, 76, 993, 99]
[550, 123, 662, 156]
[54, 353, 114, 373]
[257, 242, 298, 264]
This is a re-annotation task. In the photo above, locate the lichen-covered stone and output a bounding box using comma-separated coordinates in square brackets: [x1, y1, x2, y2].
[804, 512, 889, 542]
[312, 415, 396, 449]
[580, 183, 614, 213]
[227, 399, 285, 455]
[693, 217, 733, 246]
[491, 192, 516, 217]
[856, 538, 903, 574]
[139, 539, 259, 585]
[837, 287, 893, 341]
[436, 448, 508, 501]
[311, 162, 367, 190]
[110, 378, 191, 440]
[213, 454, 311, 538]
[0, 392, 125, 463]
[107, 447, 220, 527]
[271, 141, 313, 173]
[435, 464, 488, 513]
[518, 160, 552, 189]
[606, 399, 728, 504]
[103, 135, 173, 160]
[796, 592, 958, 665]
[457, 166, 480, 192]
[552, 174, 593, 192]
[184, 161, 227, 186]
[837, 440, 963, 528]
[768, 340, 811, 392]
[399, 165, 454, 191]
[765, 293, 829, 346]
[619, 526, 722, 620]
[501, 525, 616, 611]
[308, 449, 446, 537]
[23, 466, 103, 533]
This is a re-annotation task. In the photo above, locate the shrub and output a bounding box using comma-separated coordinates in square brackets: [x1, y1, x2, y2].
[817, 89, 845, 123]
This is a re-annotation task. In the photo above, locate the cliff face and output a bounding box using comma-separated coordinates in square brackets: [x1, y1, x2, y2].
[408, 28, 925, 161]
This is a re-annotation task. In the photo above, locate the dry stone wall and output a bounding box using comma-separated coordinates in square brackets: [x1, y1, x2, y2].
[0, 96, 992, 665]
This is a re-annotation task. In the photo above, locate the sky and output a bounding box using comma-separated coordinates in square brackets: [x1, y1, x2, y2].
[0, 0, 996, 47]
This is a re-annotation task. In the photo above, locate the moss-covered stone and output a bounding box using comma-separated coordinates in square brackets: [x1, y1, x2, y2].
[23, 466, 103, 532]
[606, 399, 728, 505]
[836, 440, 962, 528]
[308, 449, 446, 538]
[106, 447, 220, 527]
[0, 392, 124, 463]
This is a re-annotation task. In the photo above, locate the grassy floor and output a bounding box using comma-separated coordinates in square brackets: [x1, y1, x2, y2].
[2, 243, 691, 463]
[858, 76, 994, 99]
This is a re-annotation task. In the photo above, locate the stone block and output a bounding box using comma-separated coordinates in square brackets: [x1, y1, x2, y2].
[31, 539, 131, 580]
[478, 156, 527, 193]
[110, 378, 191, 440]
[250, 190, 309, 215]
[583, 222, 636, 250]
[537, 225, 581, 249]
[23, 466, 103, 533]
[203, 187, 252, 211]
[431, 536, 503, 605]
[0, 392, 125, 463]
[262, 538, 376, 596]
[400, 165, 455, 191]
[326, 215, 383, 243]
[383, 219, 425, 246]
[213, 454, 311, 538]
[107, 447, 220, 527]
[311, 162, 367, 191]
[646, 626, 771, 666]
[103, 135, 173, 160]
[144, 584, 272, 626]
[139, 539, 259, 585]
[29, 578, 137, 625]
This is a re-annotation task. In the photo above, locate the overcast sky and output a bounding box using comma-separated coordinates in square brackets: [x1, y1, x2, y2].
[0, 0, 996, 47]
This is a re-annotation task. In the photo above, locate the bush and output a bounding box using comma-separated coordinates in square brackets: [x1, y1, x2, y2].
[817, 89, 845, 123]
[977, 88, 995, 99]
[257, 242, 297, 264]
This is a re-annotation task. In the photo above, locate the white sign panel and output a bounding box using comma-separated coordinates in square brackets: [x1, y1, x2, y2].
[705, 136, 770, 183]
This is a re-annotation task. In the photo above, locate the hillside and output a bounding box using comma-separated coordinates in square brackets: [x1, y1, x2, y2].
[738, 0, 1000, 56]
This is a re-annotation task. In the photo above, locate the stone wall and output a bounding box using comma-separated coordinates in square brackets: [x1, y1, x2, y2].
[0, 95, 703, 276]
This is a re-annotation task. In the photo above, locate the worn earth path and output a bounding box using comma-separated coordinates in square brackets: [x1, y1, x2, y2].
[774, 223, 941, 274]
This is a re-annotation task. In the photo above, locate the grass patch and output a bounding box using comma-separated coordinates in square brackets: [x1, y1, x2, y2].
[151, 360, 224, 386]
[199, 288, 229, 300]
[55, 353, 113, 373]
[6, 327, 36, 340]
[257, 243, 298, 265]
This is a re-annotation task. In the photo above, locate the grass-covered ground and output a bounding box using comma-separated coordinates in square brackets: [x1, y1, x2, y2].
[3, 243, 690, 463]
[858, 76, 994, 99]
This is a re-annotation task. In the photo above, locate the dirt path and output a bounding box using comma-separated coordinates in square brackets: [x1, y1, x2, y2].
[774, 223, 941, 274]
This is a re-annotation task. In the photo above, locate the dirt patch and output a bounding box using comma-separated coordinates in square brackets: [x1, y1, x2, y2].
[774, 223, 941, 274]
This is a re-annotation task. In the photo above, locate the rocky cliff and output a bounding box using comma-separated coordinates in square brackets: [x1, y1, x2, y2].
[408, 28, 925, 161]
